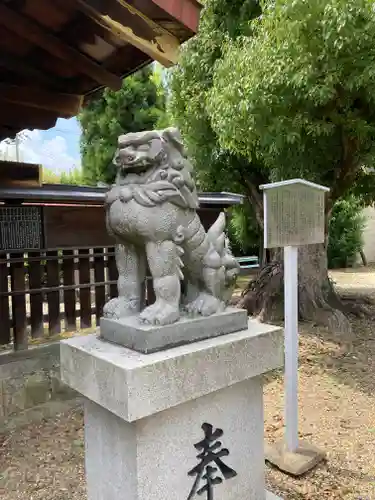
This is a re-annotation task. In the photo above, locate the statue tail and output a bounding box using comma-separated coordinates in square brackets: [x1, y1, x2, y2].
[204, 212, 240, 300]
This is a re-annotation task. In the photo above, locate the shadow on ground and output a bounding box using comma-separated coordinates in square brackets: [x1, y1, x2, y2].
[298, 313, 375, 398]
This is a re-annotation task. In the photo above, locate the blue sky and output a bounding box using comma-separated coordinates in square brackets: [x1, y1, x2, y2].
[0, 117, 82, 174]
[38, 117, 81, 166]
[0, 63, 165, 174]
[27, 117, 82, 173]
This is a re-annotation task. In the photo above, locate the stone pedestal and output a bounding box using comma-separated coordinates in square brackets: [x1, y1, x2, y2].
[100, 307, 248, 353]
[61, 320, 284, 500]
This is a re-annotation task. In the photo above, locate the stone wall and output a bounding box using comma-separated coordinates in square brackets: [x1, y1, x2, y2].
[362, 206, 375, 264]
[0, 342, 79, 431]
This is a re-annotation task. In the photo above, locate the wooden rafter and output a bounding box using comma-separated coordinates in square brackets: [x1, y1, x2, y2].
[150, 0, 201, 33]
[0, 53, 61, 88]
[0, 125, 19, 140]
[0, 3, 122, 91]
[73, 0, 180, 67]
[0, 84, 83, 117]
[82, 43, 150, 99]
[0, 101, 57, 130]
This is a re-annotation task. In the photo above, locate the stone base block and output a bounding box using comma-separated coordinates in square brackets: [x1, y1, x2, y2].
[99, 307, 248, 353]
[85, 379, 266, 500]
[61, 320, 283, 422]
[265, 439, 326, 476]
[61, 320, 284, 500]
[0, 342, 77, 429]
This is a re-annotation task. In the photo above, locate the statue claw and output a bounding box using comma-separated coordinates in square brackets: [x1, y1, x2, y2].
[185, 293, 224, 317]
[140, 300, 180, 326]
[103, 297, 138, 320]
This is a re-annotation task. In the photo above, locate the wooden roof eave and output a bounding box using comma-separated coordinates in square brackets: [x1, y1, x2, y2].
[0, 0, 202, 141]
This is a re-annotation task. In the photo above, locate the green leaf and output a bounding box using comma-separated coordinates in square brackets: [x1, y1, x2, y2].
[78, 66, 169, 185]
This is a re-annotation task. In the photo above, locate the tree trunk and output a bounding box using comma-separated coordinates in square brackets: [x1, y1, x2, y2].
[359, 249, 367, 267]
[238, 243, 352, 334]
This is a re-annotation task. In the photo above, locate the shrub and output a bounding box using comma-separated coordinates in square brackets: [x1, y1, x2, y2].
[327, 197, 366, 269]
[227, 203, 260, 257]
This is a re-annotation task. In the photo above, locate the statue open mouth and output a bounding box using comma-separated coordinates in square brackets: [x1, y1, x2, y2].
[116, 149, 152, 173]
[120, 158, 152, 174]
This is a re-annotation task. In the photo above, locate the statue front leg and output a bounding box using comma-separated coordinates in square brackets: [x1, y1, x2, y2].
[140, 240, 181, 326]
[103, 243, 145, 320]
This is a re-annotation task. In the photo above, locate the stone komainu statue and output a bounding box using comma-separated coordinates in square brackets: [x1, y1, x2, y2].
[103, 127, 239, 326]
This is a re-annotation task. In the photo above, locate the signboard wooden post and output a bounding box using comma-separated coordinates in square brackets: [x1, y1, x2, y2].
[260, 179, 329, 475]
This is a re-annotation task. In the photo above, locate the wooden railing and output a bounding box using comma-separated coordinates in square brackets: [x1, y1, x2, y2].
[0, 246, 122, 351]
[236, 256, 260, 270]
[0, 190, 242, 352]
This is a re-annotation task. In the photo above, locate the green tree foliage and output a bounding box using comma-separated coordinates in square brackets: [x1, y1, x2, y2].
[170, 0, 375, 330]
[79, 66, 168, 185]
[228, 204, 261, 257]
[171, 0, 375, 222]
[208, 0, 375, 206]
[41, 168, 60, 184]
[328, 197, 366, 269]
[168, 0, 265, 223]
[42, 167, 83, 185]
[60, 168, 84, 185]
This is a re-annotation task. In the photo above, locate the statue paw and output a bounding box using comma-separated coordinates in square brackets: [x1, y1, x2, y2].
[103, 297, 138, 319]
[140, 301, 180, 326]
[185, 293, 224, 317]
[104, 186, 120, 206]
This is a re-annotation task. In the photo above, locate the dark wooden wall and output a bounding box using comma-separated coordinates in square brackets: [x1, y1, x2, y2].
[0, 204, 225, 351]
[44, 206, 113, 248]
[43, 205, 222, 249]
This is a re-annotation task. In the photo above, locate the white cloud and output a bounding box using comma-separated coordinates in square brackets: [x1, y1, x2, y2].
[0, 129, 80, 174]
[20, 131, 80, 174]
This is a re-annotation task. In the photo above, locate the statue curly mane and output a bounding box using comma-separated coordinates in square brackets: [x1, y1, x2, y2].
[113, 127, 199, 210]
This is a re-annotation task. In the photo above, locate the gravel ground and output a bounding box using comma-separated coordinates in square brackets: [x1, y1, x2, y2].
[265, 315, 375, 499]
[1, 269, 375, 500]
[0, 408, 86, 500]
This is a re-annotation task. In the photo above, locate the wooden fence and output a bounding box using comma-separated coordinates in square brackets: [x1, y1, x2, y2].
[0, 246, 125, 351]
[0, 187, 242, 352]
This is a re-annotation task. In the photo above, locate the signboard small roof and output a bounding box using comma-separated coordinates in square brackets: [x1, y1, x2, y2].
[259, 178, 330, 192]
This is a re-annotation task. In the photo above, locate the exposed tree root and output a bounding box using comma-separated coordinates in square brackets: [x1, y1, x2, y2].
[338, 299, 374, 318]
[237, 260, 283, 322]
[339, 293, 375, 305]
[327, 279, 375, 318]
[236, 247, 375, 334]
